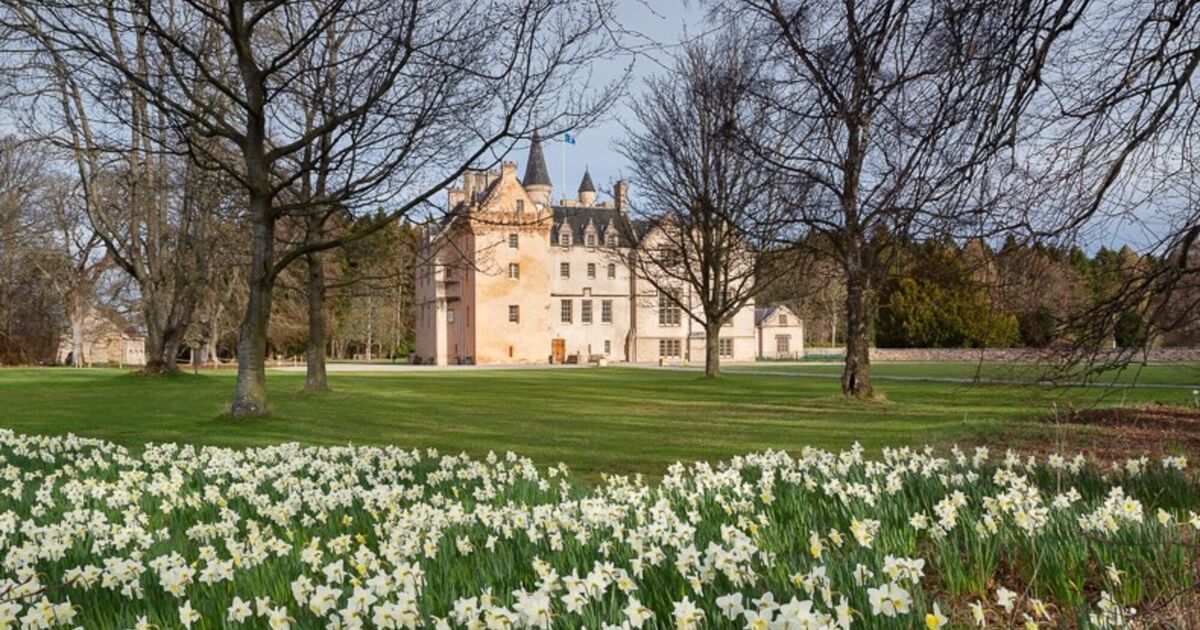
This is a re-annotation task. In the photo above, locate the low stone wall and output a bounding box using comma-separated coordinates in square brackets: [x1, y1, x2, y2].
[864, 347, 1200, 363]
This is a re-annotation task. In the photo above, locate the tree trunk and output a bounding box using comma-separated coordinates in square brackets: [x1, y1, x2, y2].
[230, 205, 274, 417]
[704, 322, 721, 378]
[141, 316, 173, 374]
[163, 316, 187, 371]
[163, 332, 182, 372]
[140, 310, 184, 374]
[69, 298, 85, 367]
[365, 296, 374, 362]
[304, 252, 329, 392]
[841, 271, 873, 397]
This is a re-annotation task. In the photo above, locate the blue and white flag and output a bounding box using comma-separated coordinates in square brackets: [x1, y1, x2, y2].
[563, 133, 577, 145]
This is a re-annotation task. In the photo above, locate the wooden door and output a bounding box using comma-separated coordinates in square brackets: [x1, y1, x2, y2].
[551, 339, 565, 364]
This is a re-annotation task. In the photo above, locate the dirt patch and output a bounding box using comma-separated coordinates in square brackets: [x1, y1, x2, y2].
[981, 405, 1200, 466]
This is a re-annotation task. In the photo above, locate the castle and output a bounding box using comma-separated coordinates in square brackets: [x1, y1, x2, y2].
[414, 135, 795, 365]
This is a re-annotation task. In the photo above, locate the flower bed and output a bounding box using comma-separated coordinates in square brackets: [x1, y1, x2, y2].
[0, 429, 1197, 628]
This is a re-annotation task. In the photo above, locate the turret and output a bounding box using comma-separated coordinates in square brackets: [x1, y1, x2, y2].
[522, 132, 552, 207]
[578, 168, 596, 206]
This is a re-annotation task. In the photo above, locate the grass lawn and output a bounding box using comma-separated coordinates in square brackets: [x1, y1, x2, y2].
[735, 360, 1200, 386]
[0, 365, 1195, 479]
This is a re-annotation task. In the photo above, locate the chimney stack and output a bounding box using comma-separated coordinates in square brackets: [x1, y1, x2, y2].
[614, 180, 629, 213]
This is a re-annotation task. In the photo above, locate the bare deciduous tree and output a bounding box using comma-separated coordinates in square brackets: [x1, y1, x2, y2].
[1003, 1, 1200, 375]
[723, 0, 1086, 397]
[10, 0, 619, 415]
[31, 174, 110, 367]
[617, 32, 789, 377]
[0, 137, 65, 364]
[5, 4, 237, 373]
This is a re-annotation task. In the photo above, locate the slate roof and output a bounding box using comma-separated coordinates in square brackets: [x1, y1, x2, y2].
[522, 133, 552, 188]
[578, 169, 595, 192]
[550, 206, 640, 246]
[755, 305, 800, 327]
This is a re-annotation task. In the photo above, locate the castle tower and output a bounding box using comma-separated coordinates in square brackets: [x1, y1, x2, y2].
[578, 168, 596, 206]
[522, 132, 553, 206]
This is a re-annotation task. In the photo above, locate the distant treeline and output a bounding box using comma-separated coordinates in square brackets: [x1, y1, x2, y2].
[761, 236, 1198, 350]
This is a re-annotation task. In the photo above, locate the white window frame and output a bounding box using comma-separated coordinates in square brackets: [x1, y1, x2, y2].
[658, 292, 681, 326]
[508, 305, 520, 323]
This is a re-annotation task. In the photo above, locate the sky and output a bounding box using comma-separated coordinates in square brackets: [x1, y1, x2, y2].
[511, 1, 701, 206]
[520, 1, 1161, 253]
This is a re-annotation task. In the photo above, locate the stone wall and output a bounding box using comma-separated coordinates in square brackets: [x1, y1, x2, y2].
[861, 347, 1200, 363]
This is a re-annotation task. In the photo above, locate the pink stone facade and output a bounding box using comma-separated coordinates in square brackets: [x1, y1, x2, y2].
[414, 142, 761, 366]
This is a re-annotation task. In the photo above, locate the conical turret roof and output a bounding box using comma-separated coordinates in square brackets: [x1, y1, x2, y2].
[522, 132, 552, 188]
[578, 168, 596, 193]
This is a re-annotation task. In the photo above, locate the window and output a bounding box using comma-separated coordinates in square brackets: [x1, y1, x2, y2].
[448, 309, 456, 323]
[607, 263, 616, 279]
[601, 300, 612, 323]
[776, 334, 791, 355]
[719, 338, 734, 358]
[508, 305, 520, 323]
[658, 339, 682, 358]
[508, 263, 520, 279]
[587, 263, 596, 278]
[604, 340, 611, 355]
[560, 300, 573, 323]
[560, 231, 572, 247]
[560, 262, 570, 278]
[581, 299, 593, 324]
[586, 233, 596, 247]
[658, 292, 681, 326]
[516, 200, 525, 213]
[508, 233, 519, 248]
[779, 314, 788, 326]
[606, 232, 618, 247]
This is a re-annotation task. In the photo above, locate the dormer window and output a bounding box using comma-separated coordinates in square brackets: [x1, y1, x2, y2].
[585, 233, 596, 248]
[606, 232, 618, 247]
[559, 231, 572, 247]
[516, 200, 525, 213]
